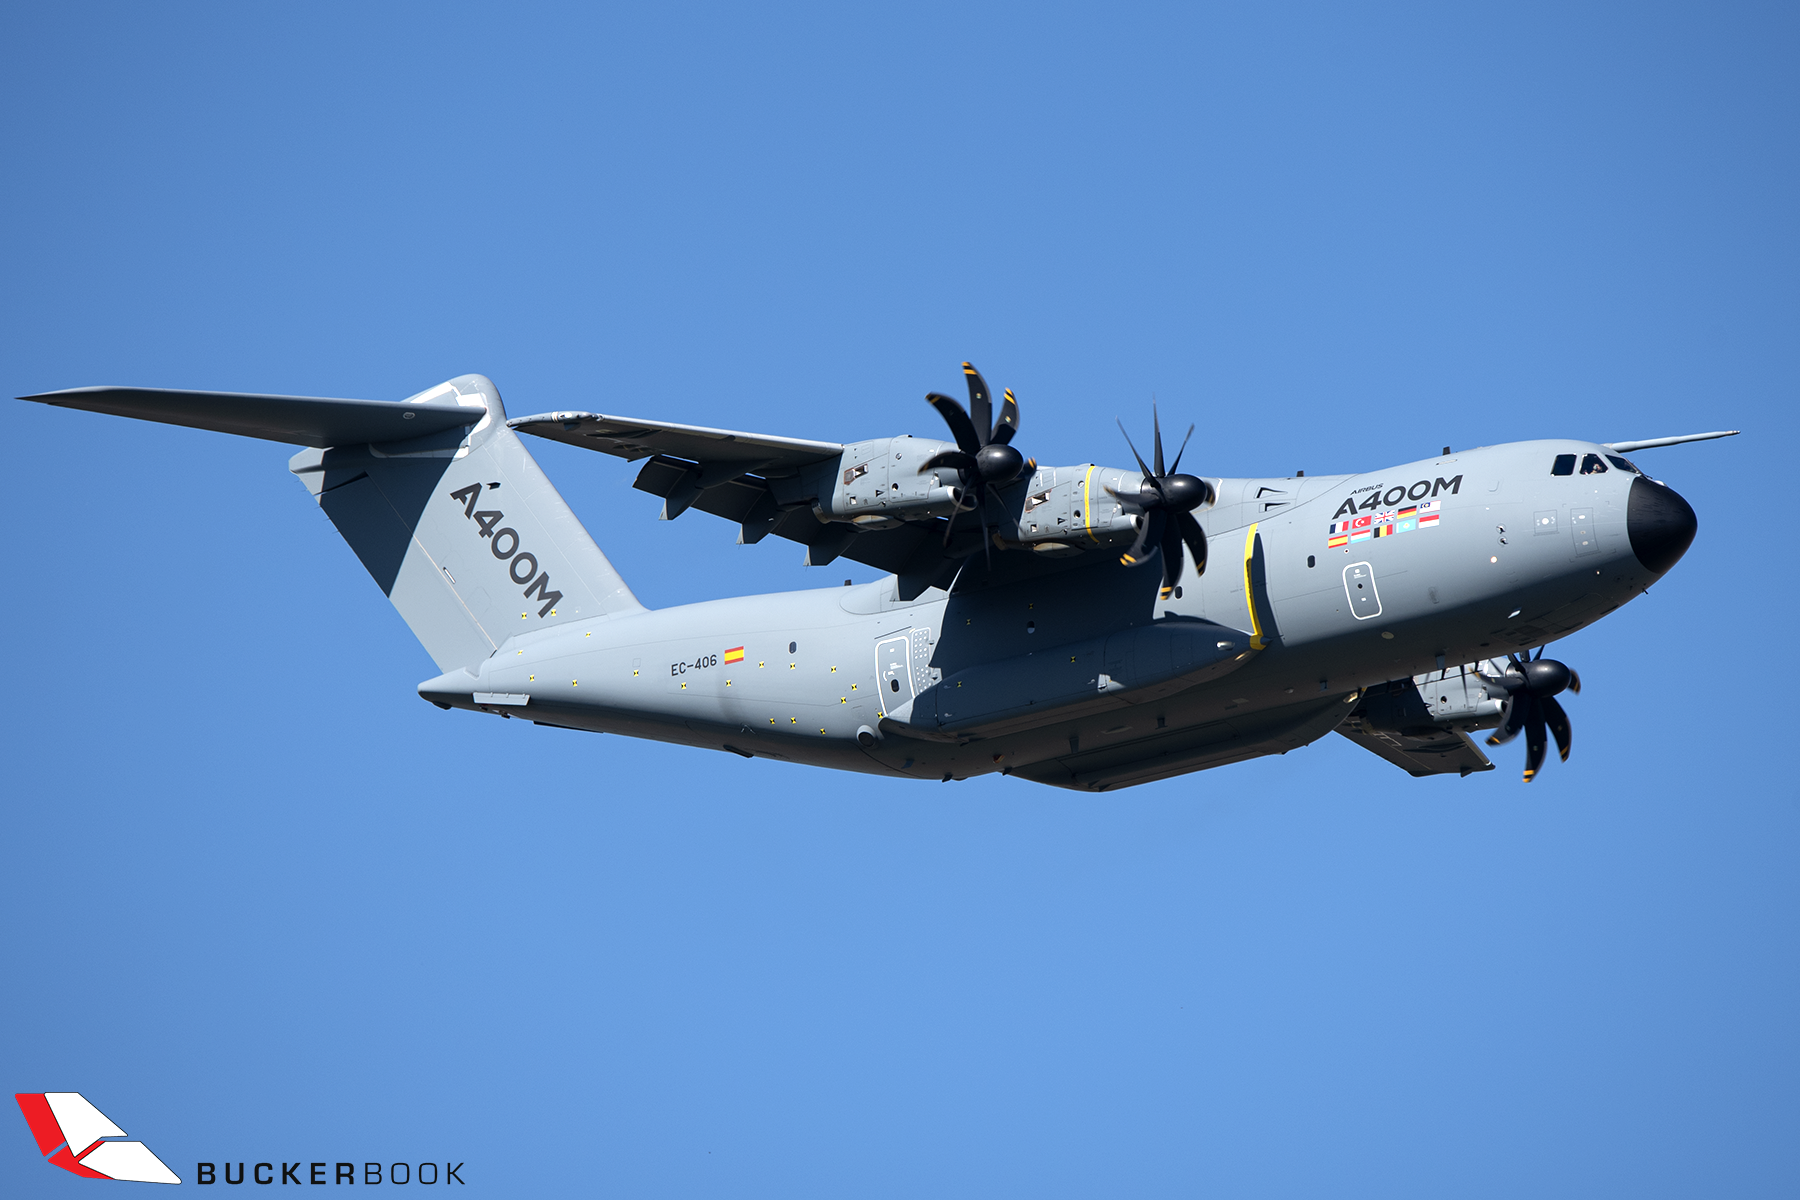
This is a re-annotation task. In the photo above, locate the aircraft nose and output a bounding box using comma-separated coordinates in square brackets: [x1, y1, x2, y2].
[1626, 475, 1698, 575]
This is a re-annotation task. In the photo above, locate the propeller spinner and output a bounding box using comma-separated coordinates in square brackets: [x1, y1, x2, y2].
[1109, 407, 1215, 598]
[919, 362, 1034, 562]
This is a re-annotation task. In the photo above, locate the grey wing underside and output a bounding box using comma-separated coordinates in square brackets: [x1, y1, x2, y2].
[510, 411, 970, 595]
[1334, 721, 1495, 778]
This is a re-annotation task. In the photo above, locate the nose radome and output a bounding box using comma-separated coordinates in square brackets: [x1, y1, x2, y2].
[1627, 475, 1698, 575]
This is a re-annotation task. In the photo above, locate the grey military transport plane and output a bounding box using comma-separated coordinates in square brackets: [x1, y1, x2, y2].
[23, 365, 1731, 789]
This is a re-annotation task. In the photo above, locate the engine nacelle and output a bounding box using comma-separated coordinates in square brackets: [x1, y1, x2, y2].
[1416, 662, 1510, 728]
[1356, 663, 1509, 737]
[767, 439, 1166, 554]
[998, 464, 1146, 553]
[770, 436, 967, 525]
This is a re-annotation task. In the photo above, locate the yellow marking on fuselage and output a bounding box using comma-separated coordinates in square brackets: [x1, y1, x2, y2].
[1083, 466, 1099, 542]
[1242, 523, 1267, 651]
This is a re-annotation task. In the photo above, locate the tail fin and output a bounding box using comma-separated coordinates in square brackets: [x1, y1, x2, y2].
[290, 375, 642, 669]
[23, 373, 642, 671]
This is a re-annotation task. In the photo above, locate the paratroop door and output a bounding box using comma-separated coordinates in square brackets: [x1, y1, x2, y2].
[874, 628, 933, 715]
[876, 633, 914, 713]
[1343, 561, 1382, 619]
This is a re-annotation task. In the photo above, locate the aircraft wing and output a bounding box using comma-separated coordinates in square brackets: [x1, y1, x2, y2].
[511, 410, 977, 593]
[507, 411, 841, 472]
[509, 410, 1118, 598]
[1334, 720, 1495, 778]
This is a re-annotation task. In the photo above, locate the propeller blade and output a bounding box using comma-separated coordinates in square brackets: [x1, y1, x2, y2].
[992, 387, 1020, 445]
[1177, 511, 1209, 577]
[921, 449, 978, 474]
[926, 393, 982, 455]
[1523, 699, 1548, 782]
[1487, 697, 1526, 746]
[1567, 668, 1582, 695]
[1542, 695, 1573, 763]
[1166, 423, 1196, 475]
[1152, 405, 1165, 476]
[1158, 515, 1185, 596]
[975, 482, 992, 568]
[1120, 509, 1165, 568]
[1116, 419, 1156, 482]
[962, 363, 992, 448]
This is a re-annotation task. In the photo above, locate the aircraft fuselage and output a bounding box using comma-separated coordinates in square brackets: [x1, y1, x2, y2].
[422, 438, 1692, 790]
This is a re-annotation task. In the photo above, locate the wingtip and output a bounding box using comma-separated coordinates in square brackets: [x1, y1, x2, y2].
[20, 386, 152, 402]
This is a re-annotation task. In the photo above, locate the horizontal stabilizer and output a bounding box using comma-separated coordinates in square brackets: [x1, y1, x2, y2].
[19, 385, 485, 447]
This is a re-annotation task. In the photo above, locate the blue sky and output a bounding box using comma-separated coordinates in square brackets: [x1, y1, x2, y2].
[3, 2, 1796, 1195]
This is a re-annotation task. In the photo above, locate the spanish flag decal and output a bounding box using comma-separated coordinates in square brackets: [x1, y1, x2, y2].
[724, 646, 745, 664]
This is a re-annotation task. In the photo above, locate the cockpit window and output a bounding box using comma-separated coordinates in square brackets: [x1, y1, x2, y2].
[1606, 455, 1640, 474]
[1551, 454, 1576, 476]
[1580, 453, 1607, 475]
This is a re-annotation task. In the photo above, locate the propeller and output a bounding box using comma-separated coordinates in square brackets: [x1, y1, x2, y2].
[920, 362, 1034, 563]
[1482, 645, 1583, 782]
[1107, 406, 1215, 598]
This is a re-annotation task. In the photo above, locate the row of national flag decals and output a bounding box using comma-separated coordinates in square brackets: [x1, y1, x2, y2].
[1327, 499, 1441, 548]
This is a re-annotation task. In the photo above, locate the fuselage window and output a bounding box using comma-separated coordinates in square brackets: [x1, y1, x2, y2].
[1606, 455, 1640, 474]
[1580, 453, 1608, 475]
[1551, 454, 1576, 476]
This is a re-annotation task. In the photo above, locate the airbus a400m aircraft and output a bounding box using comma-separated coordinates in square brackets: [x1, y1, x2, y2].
[24, 365, 1731, 789]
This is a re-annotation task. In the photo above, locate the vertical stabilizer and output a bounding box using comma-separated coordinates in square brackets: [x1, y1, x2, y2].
[290, 374, 642, 670]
